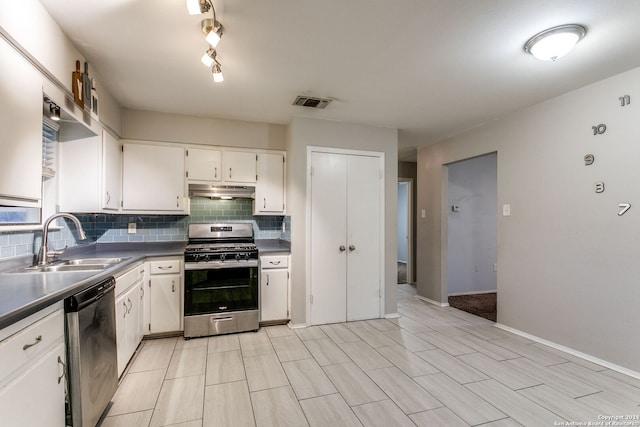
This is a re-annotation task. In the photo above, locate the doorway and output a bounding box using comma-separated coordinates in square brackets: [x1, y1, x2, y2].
[397, 179, 412, 284]
[446, 153, 497, 321]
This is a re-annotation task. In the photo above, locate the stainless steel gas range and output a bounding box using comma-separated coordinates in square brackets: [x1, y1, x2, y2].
[183, 223, 259, 338]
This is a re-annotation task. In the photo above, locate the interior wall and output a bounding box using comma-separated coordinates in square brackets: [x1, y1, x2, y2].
[417, 65, 640, 372]
[287, 117, 399, 324]
[446, 153, 497, 295]
[398, 161, 417, 281]
[122, 109, 286, 150]
[397, 182, 408, 263]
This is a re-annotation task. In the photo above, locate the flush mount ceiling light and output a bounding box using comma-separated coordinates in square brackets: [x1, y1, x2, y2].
[524, 24, 587, 61]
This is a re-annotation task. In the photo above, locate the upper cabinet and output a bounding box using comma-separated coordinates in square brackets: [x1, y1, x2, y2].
[185, 147, 222, 182]
[223, 151, 257, 183]
[121, 141, 187, 213]
[0, 38, 42, 207]
[255, 152, 286, 215]
[59, 130, 121, 213]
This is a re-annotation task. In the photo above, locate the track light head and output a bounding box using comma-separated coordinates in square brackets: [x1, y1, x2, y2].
[49, 103, 61, 121]
[201, 47, 217, 67]
[212, 64, 224, 82]
[186, 0, 211, 15]
[201, 18, 224, 48]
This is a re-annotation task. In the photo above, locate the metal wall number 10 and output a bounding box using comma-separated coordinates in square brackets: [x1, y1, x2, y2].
[592, 124, 607, 135]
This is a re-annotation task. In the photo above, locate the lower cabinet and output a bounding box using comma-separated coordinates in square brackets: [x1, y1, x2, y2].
[115, 263, 145, 377]
[147, 258, 182, 334]
[0, 305, 66, 427]
[260, 255, 289, 322]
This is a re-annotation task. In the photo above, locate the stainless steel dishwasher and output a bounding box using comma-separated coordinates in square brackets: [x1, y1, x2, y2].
[65, 276, 118, 427]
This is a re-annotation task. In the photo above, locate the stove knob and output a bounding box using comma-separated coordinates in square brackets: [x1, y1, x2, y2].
[245, 253, 250, 260]
[204, 254, 210, 262]
[220, 253, 226, 262]
[193, 254, 201, 262]
[235, 253, 241, 260]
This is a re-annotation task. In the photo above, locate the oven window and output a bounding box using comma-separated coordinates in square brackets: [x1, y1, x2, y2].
[184, 267, 258, 316]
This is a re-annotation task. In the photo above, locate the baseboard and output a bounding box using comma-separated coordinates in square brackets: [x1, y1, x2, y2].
[287, 321, 308, 329]
[494, 323, 640, 381]
[384, 313, 401, 319]
[448, 290, 497, 297]
[414, 294, 449, 307]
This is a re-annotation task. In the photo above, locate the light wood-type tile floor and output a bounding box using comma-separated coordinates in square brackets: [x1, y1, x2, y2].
[102, 284, 640, 427]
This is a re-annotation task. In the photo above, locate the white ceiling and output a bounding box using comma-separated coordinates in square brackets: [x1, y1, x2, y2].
[39, 0, 640, 161]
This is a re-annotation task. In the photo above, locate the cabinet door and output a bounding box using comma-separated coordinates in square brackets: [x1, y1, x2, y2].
[186, 147, 222, 182]
[223, 151, 257, 183]
[58, 136, 101, 212]
[102, 131, 121, 211]
[255, 153, 285, 214]
[122, 143, 185, 211]
[124, 285, 142, 363]
[0, 38, 42, 206]
[150, 275, 181, 333]
[0, 343, 66, 427]
[115, 293, 129, 377]
[260, 269, 288, 321]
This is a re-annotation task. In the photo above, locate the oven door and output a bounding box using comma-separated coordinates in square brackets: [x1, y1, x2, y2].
[184, 261, 259, 316]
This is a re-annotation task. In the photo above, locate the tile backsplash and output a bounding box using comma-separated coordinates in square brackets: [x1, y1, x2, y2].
[0, 198, 290, 260]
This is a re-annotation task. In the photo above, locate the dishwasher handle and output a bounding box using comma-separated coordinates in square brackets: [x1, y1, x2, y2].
[64, 277, 116, 312]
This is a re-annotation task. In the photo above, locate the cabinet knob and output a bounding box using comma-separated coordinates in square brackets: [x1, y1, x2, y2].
[339, 245, 346, 252]
[349, 245, 356, 252]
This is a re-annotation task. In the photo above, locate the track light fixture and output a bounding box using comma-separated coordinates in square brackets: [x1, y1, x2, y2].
[187, 0, 226, 82]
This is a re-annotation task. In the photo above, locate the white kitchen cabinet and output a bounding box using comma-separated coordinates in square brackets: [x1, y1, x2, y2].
[59, 129, 121, 212]
[147, 258, 182, 334]
[0, 305, 66, 427]
[0, 37, 43, 207]
[223, 150, 257, 183]
[115, 263, 145, 377]
[255, 152, 285, 215]
[121, 142, 186, 212]
[186, 147, 222, 182]
[260, 255, 289, 322]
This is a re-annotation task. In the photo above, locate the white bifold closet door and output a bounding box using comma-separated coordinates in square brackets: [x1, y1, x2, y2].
[310, 151, 381, 325]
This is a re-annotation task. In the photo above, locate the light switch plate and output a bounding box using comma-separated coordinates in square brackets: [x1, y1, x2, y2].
[421, 209, 426, 218]
[502, 204, 511, 216]
[128, 222, 136, 234]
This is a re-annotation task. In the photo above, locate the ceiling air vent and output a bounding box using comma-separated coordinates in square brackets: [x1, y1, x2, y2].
[293, 95, 332, 109]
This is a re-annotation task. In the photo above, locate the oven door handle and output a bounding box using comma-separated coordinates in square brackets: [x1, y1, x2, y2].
[185, 261, 258, 270]
[195, 285, 251, 291]
[211, 317, 234, 322]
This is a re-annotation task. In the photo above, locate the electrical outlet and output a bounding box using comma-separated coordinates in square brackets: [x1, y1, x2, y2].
[493, 263, 497, 272]
[128, 222, 136, 234]
[421, 209, 426, 219]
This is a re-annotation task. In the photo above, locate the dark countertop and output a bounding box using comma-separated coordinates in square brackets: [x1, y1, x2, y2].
[0, 242, 186, 330]
[255, 239, 291, 254]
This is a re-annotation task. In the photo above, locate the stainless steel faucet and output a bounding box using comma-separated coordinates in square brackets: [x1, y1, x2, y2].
[37, 213, 87, 266]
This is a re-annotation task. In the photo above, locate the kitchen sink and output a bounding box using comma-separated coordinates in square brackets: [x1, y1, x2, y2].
[10, 257, 129, 274]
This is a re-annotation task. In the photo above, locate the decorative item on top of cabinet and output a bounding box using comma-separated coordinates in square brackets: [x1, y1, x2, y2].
[260, 254, 289, 323]
[72, 60, 84, 108]
[146, 258, 183, 334]
[121, 142, 187, 213]
[255, 152, 286, 215]
[0, 303, 66, 427]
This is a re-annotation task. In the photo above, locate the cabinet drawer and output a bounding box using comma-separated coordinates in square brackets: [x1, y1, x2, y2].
[0, 309, 64, 382]
[149, 259, 181, 275]
[261, 255, 288, 269]
[115, 264, 144, 296]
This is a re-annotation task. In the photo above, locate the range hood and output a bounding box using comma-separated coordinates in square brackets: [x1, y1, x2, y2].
[189, 184, 255, 199]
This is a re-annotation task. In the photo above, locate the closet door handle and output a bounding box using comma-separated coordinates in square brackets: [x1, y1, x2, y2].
[214, 167, 217, 178]
[349, 245, 356, 252]
[23, 335, 42, 351]
[171, 281, 175, 292]
[266, 274, 270, 286]
[264, 198, 267, 209]
[229, 168, 232, 179]
[339, 245, 346, 252]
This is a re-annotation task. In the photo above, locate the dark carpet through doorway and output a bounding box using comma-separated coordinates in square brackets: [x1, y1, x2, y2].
[448, 293, 497, 322]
